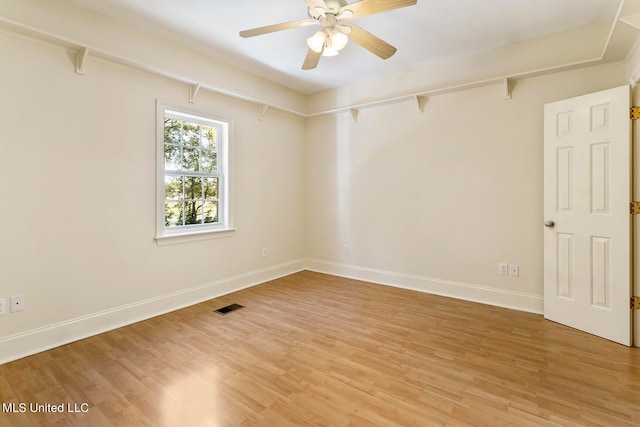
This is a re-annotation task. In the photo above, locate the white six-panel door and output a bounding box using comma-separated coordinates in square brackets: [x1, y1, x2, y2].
[543, 85, 632, 346]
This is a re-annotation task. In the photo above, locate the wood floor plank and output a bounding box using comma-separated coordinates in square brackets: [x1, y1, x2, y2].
[1, 270, 639, 426]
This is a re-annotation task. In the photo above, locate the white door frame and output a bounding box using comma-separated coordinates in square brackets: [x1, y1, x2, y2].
[633, 86, 640, 348]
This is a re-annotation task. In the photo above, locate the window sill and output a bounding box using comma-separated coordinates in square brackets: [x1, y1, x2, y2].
[155, 228, 236, 246]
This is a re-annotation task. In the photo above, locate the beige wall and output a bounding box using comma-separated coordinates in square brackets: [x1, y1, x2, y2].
[0, 31, 306, 361]
[305, 63, 627, 311]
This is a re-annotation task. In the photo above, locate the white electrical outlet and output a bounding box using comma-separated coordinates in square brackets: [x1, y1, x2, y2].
[0, 298, 5, 315]
[10, 295, 24, 312]
[499, 263, 508, 275]
[262, 247, 268, 257]
[343, 244, 349, 255]
[510, 265, 520, 277]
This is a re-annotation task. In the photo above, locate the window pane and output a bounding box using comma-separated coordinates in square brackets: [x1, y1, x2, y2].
[204, 177, 218, 199]
[165, 176, 183, 200]
[184, 201, 202, 225]
[164, 118, 181, 145]
[165, 202, 183, 227]
[165, 145, 182, 171]
[182, 148, 199, 171]
[184, 176, 202, 200]
[183, 123, 200, 146]
[201, 126, 217, 149]
[200, 150, 217, 173]
[202, 201, 218, 224]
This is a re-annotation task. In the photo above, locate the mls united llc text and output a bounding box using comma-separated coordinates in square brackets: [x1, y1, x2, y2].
[2, 402, 89, 413]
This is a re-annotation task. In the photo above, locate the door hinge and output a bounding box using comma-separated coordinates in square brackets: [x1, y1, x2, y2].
[632, 296, 640, 310]
[631, 106, 640, 119]
[631, 201, 640, 214]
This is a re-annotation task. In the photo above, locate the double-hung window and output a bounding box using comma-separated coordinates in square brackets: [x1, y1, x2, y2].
[156, 102, 231, 241]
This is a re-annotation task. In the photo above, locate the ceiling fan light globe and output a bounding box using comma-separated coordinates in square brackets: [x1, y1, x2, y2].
[338, 24, 352, 34]
[336, 9, 353, 20]
[322, 46, 339, 57]
[331, 31, 348, 51]
[307, 31, 326, 53]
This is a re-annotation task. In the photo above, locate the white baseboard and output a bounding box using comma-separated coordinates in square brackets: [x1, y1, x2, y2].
[305, 259, 544, 315]
[0, 259, 306, 364]
[0, 258, 546, 364]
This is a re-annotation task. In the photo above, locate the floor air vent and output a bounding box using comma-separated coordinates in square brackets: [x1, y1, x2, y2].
[214, 303, 244, 315]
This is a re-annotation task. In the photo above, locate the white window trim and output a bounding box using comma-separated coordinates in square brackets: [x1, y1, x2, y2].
[155, 100, 234, 244]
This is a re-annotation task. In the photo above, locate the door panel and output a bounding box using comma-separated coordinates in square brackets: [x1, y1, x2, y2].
[543, 85, 631, 346]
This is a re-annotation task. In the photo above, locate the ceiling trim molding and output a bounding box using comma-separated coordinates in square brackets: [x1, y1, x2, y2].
[0, 17, 308, 119]
[0, 12, 631, 120]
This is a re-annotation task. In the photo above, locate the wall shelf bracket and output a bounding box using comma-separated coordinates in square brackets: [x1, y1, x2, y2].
[258, 104, 270, 121]
[416, 95, 428, 113]
[189, 84, 201, 103]
[75, 47, 89, 75]
[349, 108, 359, 123]
[503, 78, 512, 100]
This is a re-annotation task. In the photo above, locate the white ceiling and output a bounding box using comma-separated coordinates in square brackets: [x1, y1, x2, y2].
[68, 0, 623, 94]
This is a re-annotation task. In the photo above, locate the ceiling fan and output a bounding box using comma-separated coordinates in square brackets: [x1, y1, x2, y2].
[239, 0, 417, 70]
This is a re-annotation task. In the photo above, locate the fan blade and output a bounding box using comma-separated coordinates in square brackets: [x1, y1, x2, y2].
[240, 19, 312, 38]
[302, 48, 322, 70]
[344, 0, 417, 19]
[343, 24, 396, 59]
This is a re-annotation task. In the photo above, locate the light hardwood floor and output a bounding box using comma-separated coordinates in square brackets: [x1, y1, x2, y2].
[1, 271, 639, 426]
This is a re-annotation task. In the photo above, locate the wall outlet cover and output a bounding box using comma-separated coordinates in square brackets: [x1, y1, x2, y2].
[499, 263, 508, 275]
[10, 295, 24, 312]
[509, 265, 520, 277]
